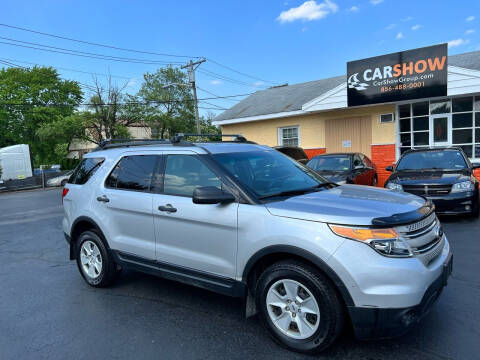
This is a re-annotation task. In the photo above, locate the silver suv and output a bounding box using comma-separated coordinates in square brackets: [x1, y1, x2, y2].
[63, 137, 452, 354]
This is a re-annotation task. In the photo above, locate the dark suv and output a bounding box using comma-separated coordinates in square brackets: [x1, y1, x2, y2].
[385, 148, 480, 217]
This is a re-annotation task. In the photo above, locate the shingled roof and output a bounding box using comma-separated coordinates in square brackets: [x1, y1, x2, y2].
[214, 50, 480, 123]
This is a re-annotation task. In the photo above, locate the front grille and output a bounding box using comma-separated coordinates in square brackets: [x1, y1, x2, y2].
[403, 184, 452, 196]
[395, 213, 444, 266]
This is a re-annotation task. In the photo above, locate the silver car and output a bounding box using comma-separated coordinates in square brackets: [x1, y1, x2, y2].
[62, 139, 452, 354]
[47, 170, 73, 187]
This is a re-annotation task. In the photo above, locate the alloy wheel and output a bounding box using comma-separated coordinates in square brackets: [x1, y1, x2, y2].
[266, 279, 320, 339]
[80, 240, 103, 279]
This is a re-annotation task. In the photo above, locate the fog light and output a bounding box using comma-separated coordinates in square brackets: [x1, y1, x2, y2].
[465, 205, 471, 211]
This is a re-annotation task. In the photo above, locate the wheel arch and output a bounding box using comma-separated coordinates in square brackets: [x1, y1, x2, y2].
[242, 245, 354, 307]
[69, 216, 109, 260]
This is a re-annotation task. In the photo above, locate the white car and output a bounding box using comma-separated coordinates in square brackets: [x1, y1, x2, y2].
[47, 170, 73, 187]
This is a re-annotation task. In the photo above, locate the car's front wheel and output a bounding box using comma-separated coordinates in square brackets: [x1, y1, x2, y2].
[255, 261, 344, 354]
[75, 230, 118, 287]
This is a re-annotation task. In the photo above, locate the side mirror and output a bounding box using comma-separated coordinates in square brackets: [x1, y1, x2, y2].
[193, 186, 235, 205]
[385, 165, 393, 172]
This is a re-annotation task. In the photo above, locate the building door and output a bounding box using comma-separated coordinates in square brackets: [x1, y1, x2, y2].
[325, 116, 372, 156]
[430, 114, 451, 147]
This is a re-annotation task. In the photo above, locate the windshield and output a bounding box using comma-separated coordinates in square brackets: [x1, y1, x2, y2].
[396, 150, 467, 170]
[307, 156, 351, 171]
[212, 150, 327, 198]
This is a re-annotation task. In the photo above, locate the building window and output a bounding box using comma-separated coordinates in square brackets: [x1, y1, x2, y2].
[380, 113, 394, 123]
[278, 126, 300, 146]
[397, 96, 480, 160]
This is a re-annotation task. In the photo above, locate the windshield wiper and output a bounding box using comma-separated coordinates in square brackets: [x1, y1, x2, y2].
[259, 182, 336, 200]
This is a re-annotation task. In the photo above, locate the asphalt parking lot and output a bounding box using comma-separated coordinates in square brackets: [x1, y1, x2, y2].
[1, 188, 479, 360]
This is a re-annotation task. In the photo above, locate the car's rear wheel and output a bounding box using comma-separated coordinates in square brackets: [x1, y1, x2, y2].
[75, 230, 118, 287]
[255, 261, 344, 354]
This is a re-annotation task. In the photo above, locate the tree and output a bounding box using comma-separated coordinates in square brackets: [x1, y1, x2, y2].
[137, 67, 195, 139]
[0, 66, 83, 165]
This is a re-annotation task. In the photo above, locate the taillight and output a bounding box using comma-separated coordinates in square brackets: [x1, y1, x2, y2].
[62, 187, 69, 203]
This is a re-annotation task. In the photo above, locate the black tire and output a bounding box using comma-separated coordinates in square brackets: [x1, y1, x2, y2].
[61, 179, 68, 187]
[75, 230, 118, 287]
[255, 260, 344, 354]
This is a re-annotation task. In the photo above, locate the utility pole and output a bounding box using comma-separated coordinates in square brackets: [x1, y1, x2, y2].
[181, 58, 206, 139]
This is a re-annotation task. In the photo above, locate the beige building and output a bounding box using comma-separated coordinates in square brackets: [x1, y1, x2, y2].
[214, 49, 480, 186]
[68, 124, 151, 158]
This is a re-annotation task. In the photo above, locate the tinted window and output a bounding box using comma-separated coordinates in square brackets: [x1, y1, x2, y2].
[396, 151, 467, 170]
[106, 155, 159, 192]
[163, 155, 221, 197]
[308, 156, 351, 171]
[452, 97, 473, 113]
[214, 151, 326, 198]
[69, 158, 104, 185]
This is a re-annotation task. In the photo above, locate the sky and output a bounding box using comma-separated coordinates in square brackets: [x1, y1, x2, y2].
[0, 0, 479, 116]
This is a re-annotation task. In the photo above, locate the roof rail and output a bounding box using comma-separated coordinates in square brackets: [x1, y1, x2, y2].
[172, 133, 248, 143]
[93, 138, 172, 151]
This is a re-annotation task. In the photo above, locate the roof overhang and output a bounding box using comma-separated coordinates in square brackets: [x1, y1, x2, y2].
[213, 66, 480, 126]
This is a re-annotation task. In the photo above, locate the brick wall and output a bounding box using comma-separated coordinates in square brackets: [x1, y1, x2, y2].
[304, 148, 326, 159]
[371, 144, 396, 187]
[474, 168, 480, 182]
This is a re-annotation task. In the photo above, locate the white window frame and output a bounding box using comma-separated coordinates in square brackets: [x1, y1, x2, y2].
[396, 95, 480, 161]
[277, 126, 301, 146]
[379, 113, 394, 123]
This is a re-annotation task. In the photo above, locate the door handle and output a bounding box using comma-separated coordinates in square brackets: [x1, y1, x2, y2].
[158, 204, 177, 213]
[96, 195, 110, 203]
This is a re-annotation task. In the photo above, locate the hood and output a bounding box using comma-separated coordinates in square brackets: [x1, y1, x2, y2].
[265, 184, 429, 226]
[389, 169, 471, 185]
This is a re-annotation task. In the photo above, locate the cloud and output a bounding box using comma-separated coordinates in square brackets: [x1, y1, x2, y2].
[253, 81, 265, 87]
[210, 80, 222, 85]
[370, 0, 383, 5]
[401, 16, 413, 22]
[385, 23, 396, 30]
[411, 24, 421, 30]
[466, 16, 475, 22]
[301, 27, 308, 32]
[396, 32, 404, 39]
[465, 29, 475, 34]
[349, 5, 359, 12]
[277, 0, 338, 23]
[126, 78, 138, 88]
[448, 38, 470, 48]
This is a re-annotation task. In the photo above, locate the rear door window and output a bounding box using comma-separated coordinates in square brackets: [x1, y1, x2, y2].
[105, 155, 160, 192]
[69, 158, 104, 185]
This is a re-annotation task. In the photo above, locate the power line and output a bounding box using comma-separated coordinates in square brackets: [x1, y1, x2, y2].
[0, 38, 183, 65]
[206, 58, 277, 85]
[0, 23, 201, 59]
[0, 23, 281, 86]
[196, 86, 242, 102]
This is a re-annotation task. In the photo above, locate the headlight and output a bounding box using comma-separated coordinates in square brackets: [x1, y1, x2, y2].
[329, 224, 412, 257]
[451, 180, 473, 193]
[386, 182, 403, 191]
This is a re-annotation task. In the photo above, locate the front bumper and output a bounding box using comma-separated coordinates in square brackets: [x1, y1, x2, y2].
[425, 191, 475, 215]
[349, 252, 453, 339]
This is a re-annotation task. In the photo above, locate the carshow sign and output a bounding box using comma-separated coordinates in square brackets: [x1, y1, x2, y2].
[347, 44, 447, 106]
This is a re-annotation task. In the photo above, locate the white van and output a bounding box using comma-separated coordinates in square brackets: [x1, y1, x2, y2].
[0, 144, 33, 180]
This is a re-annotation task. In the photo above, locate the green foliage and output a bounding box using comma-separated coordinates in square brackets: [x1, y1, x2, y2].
[137, 67, 196, 138]
[0, 66, 82, 166]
